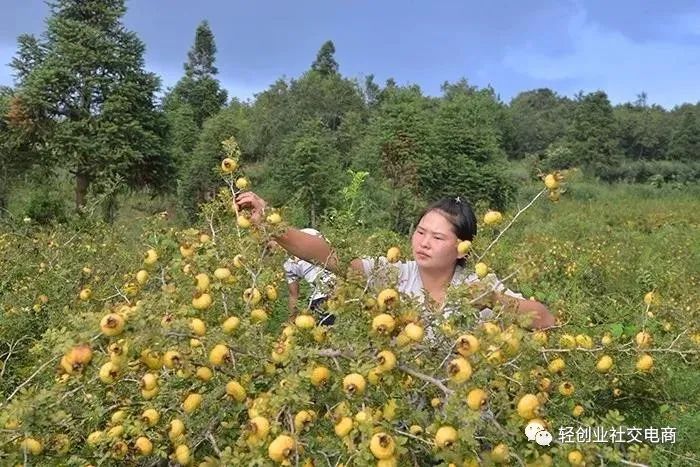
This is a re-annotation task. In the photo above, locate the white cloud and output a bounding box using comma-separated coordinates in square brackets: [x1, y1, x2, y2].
[502, 7, 700, 107]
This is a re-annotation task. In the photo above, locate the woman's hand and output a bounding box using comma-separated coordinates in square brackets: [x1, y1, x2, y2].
[234, 191, 267, 225]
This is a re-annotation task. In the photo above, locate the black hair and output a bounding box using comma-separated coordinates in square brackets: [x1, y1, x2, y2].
[416, 196, 477, 267]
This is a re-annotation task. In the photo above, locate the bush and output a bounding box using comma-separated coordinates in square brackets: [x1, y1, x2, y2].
[24, 190, 67, 225]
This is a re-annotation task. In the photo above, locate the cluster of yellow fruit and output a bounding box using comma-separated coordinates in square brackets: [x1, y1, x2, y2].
[543, 172, 564, 201]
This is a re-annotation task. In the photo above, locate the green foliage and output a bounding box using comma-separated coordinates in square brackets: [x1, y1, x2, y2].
[24, 189, 68, 225]
[311, 40, 339, 76]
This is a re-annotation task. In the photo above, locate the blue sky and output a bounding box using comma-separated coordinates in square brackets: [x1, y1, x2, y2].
[1, 0, 699, 109]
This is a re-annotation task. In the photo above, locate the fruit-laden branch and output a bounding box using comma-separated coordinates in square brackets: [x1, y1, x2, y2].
[398, 365, 454, 396]
[476, 188, 547, 263]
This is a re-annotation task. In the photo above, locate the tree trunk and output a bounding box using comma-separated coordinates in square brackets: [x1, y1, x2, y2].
[75, 172, 89, 211]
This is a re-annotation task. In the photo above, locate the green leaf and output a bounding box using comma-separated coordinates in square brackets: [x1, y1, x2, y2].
[610, 323, 624, 338]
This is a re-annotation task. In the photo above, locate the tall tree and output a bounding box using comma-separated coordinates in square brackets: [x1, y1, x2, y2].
[565, 91, 620, 171]
[668, 104, 700, 161]
[10, 0, 173, 210]
[311, 40, 339, 76]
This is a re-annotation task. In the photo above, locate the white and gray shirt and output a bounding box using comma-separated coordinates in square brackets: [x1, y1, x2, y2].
[283, 257, 336, 304]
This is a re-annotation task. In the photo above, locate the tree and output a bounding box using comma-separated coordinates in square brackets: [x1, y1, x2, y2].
[668, 104, 700, 161]
[10, 0, 174, 210]
[614, 94, 669, 161]
[311, 40, 339, 76]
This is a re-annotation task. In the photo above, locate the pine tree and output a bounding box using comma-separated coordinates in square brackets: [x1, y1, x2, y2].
[311, 40, 339, 76]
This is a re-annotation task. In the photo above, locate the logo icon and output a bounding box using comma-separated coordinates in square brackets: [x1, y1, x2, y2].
[525, 420, 553, 446]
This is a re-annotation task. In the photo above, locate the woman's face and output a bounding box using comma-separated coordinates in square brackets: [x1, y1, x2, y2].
[411, 210, 460, 271]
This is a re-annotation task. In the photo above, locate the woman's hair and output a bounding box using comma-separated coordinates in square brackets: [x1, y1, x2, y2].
[417, 196, 477, 267]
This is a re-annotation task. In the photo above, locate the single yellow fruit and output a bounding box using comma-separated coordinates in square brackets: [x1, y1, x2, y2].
[141, 386, 159, 400]
[265, 284, 278, 301]
[226, 380, 247, 402]
[235, 177, 249, 190]
[163, 350, 182, 369]
[266, 212, 282, 224]
[294, 410, 315, 432]
[548, 357, 565, 373]
[135, 436, 153, 455]
[183, 393, 203, 414]
[87, 431, 103, 445]
[221, 158, 237, 173]
[222, 316, 240, 333]
[100, 313, 125, 336]
[268, 434, 295, 463]
[516, 394, 540, 419]
[370, 432, 396, 460]
[636, 353, 654, 371]
[192, 291, 212, 310]
[243, 287, 262, 305]
[194, 273, 210, 292]
[575, 334, 594, 349]
[643, 291, 658, 306]
[174, 444, 191, 465]
[559, 334, 577, 349]
[141, 373, 158, 391]
[434, 426, 458, 448]
[108, 426, 126, 439]
[572, 405, 585, 417]
[334, 417, 353, 437]
[484, 210, 503, 225]
[99, 361, 119, 384]
[195, 366, 213, 381]
[169, 419, 186, 439]
[456, 334, 480, 356]
[343, 373, 366, 395]
[248, 416, 270, 439]
[209, 344, 229, 366]
[251, 308, 268, 322]
[532, 331, 548, 346]
[295, 314, 316, 329]
[141, 408, 160, 427]
[376, 350, 397, 372]
[544, 173, 559, 190]
[180, 243, 195, 257]
[237, 215, 252, 229]
[404, 322, 424, 342]
[214, 267, 232, 280]
[310, 366, 330, 387]
[143, 248, 158, 265]
[491, 443, 510, 463]
[475, 262, 488, 278]
[447, 357, 472, 383]
[568, 450, 584, 466]
[386, 246, 401, 263]
[601, 333, 613, 346]
[79, 288, 92, 300]
[377, 288, 399, 310]
[110, 410, 126, 424]
[596, 355, 614, 373]
[190, 318, 206, 336]
[372, 313, 396, 335]
[466, 388, 488, 410]
[457, 240, 472, 255]
[233, 254, 245, 268]
[21, 437, 43, 455]
[635, 331, 652, 348]
[199, 233, 211, 243]
[136, 269, 149, 285]
[559, 381, 575, 396]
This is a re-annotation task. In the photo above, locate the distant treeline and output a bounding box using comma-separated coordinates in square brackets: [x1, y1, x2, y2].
[1, 0, 698, 226]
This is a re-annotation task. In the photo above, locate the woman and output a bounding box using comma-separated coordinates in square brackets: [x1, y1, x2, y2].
[235, 192, 555, 330]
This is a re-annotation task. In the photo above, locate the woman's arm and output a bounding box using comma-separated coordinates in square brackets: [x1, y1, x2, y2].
[496, 294, 556, 329]
[235, 192, 365, 276]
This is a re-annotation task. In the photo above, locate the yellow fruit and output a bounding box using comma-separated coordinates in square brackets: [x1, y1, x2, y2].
[180, 243, 195, 257]
[192, 292, 212, 310]
[141, 408, 160, 427]
[601, 333, 613, 346]
[382, 399, 398, 420]
[243, 287, 262, 305]
[79, 288, 92, 300]
[295, 314, 316, 329]
[195, 366, 213, 381]
[163, 350, 182, 369]
[265, 284, 278, 301]
[456, 334, 480, 356]
[235, 177, 249, 190]
[221, 158, 237, 173]
[268, 434, 295, 463]
[310, 366, 330, 387]
[266, 212, 282, 224]
[404, 322, 424, 342]
[643, 291, 659, 306]
[199, 233, 211, 243]
[100, 313, 125, 336]
[99, 361, 119, 384]
[251, 308, 268, 322]
[189, 338, 202, 348]
[386, 246, 401, 263]
[377, 288, 399, 310]
[183, 393, 203, 414]
[516, 394, 540, 419]
[635, 331, 652, 348]
[141, 373, 158, 391]
[457, 240, 472, 255]
[190, 318, 206, 336]
[491, 443, 510, 464]
[175, 444, 191, 465]
[233, 254, 246, 268]
[447, 357, 472, 384]
[434, 426, 457, 448]
[226, 380, 247, 402]
[135, 436, 153, 455]
[343, 373, 366, 395]
[248, 416, 271, 439]
[143, 248, 158, 265]
[21, 437, 43, 455]
[482, 321, 500, 336]
[370, 432, 396, 460]
[194, 273, 210, 292]
[548, 357, 565, 373]
[294, 410, 315, 432]
[169, 419, 186, 440]
[567, 450, 584, 466]
[372, 313, 396, 335]
[367, 367, 382, 385]
[544, 173, 559, 190]
[475, 262, 488, 278]
[334, 417, 353, 437]
[110, 410, 126, 424]
[484, 210, 503, 225]
[378, 458, 398, 467]
[237, 215, 252, 229]
[214, 267, 232, 281]
[466, 388, 488, 410]
[559, 334, 576, 349]
[596, 355, 613, 373]
[222, 316, 240, 333]
[141, 386, 159, 400]
[376, 350, 397, 372]
[209, 344, 229, 366]
[108, 425, 125, 439]
[572, 405, 585, 417]
[558, 381, 575, 396]
[532, 331, 548, 346]
[87, 431, 103, 445]
[575, 334, 594, 349]
[62, 344, 93, 374]
[636, 354, 654, 371]
[136, 269, 149, 285]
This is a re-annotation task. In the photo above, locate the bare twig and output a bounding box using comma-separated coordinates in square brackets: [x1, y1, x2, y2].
[3, 356, 59, 405]
[398, 365, 453, 396]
